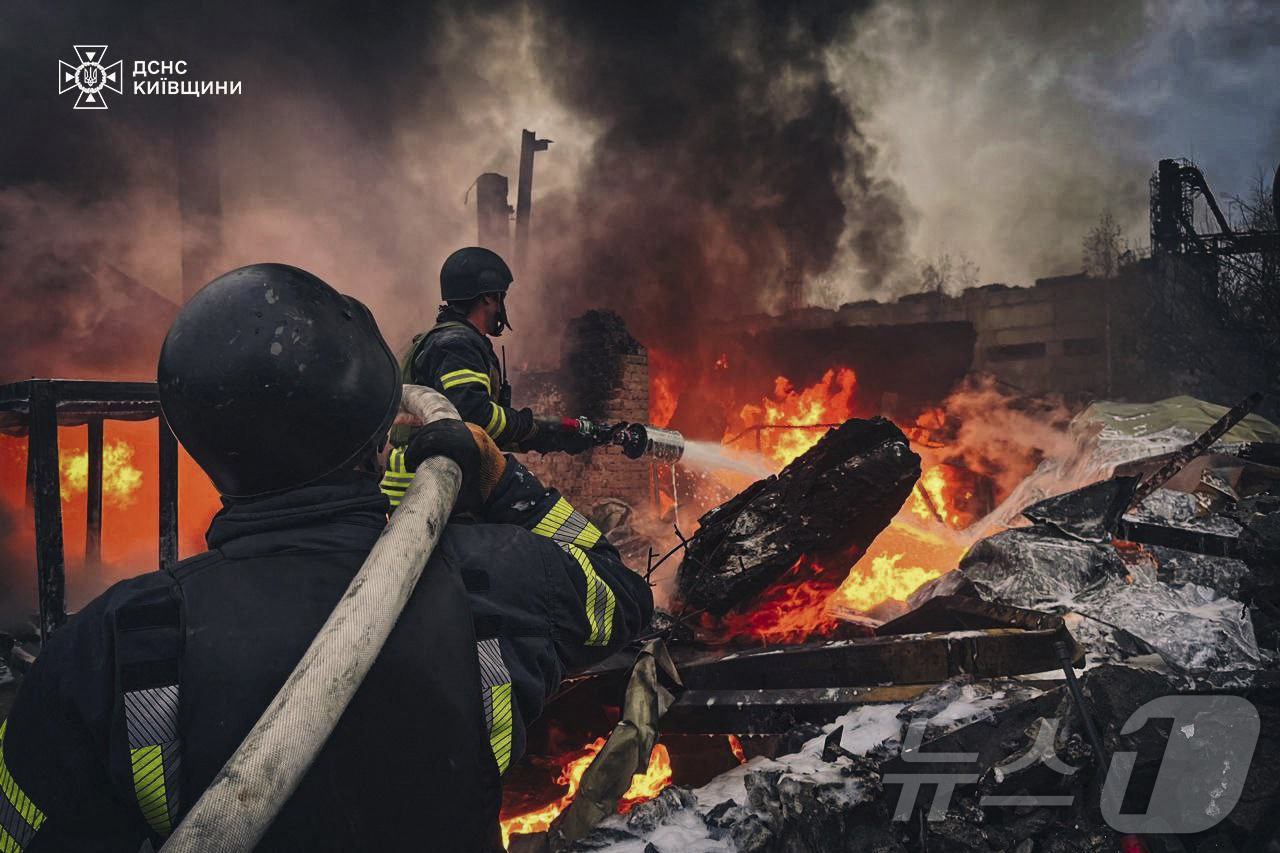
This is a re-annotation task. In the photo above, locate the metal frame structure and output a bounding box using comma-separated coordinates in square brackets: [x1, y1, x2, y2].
[0, 379, 178, 640]
[1151, 157, 1280, 258]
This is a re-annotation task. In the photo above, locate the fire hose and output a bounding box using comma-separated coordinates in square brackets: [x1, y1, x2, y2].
[161, 385, 462, 852]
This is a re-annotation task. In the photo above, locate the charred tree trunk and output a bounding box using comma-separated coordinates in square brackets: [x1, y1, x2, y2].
[676, 417, 920, 614]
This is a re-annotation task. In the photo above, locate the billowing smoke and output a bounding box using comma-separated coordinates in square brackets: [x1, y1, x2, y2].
[0, 0, 564, 377]
[2, 0, 1277, 378]
[524, 1, 907, 352]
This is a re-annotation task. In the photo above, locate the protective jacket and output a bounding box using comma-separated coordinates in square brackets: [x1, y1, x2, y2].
[404, 308, 536, 450]
[0, 464, 652, 851]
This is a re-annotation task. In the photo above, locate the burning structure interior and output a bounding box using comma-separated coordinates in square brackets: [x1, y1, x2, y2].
[2, 158, 1280, 853]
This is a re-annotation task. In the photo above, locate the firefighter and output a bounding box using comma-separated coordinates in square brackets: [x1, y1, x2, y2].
[400, 246, 593, 454]
[0, 264, 653, 851]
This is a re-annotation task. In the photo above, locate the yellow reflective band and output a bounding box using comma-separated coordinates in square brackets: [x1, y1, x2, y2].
[531, 497, 602, 549]
[488, 682, 515, 774]
[130, 745, 171, 835]
[0, 825, 22, 853]
[484, 402, 507, 439]
[440, 369, 491, 393]
[0, 721, 46, 837]
[380, 447, 415, 507]
[562, 544, 615, 646]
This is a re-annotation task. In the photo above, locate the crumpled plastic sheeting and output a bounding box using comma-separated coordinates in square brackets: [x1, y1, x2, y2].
[1069, 577, 1262, 674]
[1125, 488, 1244, 538]
[951, 528, 1261, 676]
[1146, 544, 1252, 599]
[955, 529, 1124, 610]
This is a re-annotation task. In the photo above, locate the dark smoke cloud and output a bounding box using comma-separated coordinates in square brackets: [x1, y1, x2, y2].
[526, 1, 907, 353]
[0, 0, 533, 379]
[2, 0, 1276, 382]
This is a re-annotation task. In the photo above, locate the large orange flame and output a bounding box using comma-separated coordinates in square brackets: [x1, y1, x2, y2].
[60, 440, 144, 507]
[1, 422, 223, 602]
[731, 367, 857, 467]
[500, 739, 672, 847]
[711, 368, 966, 640]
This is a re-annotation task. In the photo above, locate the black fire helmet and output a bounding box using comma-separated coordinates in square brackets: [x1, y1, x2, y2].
[439, 246, 514, 333]
[157, 263, 402, 498]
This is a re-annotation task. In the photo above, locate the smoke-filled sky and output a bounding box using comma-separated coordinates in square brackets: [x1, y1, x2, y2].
[1, 0, 1277, 378]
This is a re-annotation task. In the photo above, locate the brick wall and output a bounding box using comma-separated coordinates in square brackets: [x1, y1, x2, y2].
[518, 329, 652, 523]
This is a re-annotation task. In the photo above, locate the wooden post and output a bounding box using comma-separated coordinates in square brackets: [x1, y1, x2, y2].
[86, 418, 103, 565]
[159, 413, 179, 570]
[475, 172, 512, 255]
[514, 129, 550, 272]
[29, 382, 66, 639]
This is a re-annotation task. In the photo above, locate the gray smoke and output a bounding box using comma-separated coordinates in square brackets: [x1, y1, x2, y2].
[834, 0, 1280, 292]
[1, 0, 1277, 380]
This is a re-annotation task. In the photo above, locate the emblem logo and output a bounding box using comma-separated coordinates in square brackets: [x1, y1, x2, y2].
[59, 45, 123, 110]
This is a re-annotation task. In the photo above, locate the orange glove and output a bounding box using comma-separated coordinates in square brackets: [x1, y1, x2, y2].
[465, 423, 506, 502]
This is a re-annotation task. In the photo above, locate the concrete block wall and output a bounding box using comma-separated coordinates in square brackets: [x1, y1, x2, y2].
[739, 266, 1157, 400]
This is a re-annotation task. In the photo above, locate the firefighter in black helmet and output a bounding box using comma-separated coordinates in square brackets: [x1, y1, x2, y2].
[0, 263, 653, 851]
[394, 247, 592, 458]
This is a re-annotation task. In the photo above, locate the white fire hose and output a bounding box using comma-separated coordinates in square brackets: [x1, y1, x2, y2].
[161, 385, 461, 852]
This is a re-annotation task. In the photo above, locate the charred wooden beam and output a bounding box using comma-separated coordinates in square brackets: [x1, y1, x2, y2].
[28, 381, 66, 639]
[676, 417, 920, 613]
[674, 629, 1070, 692]
[159, 413, 179, 570]
[86, 417, 103, 564]
[662, 685, 933, 735]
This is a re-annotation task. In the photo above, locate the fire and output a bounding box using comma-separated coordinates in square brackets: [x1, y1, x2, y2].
[907, 465, 970, 527]
[648, 349, 682, 429]
[731, 367, 857, 468]
[60, 440, 144, 507]
[710, 368, 970, 639]
[712, 559, 839, 644]
[0, 421, 222, 603]
[832, 552, 944, 613]
[500, 739, 672, 847]
[727, 735, 747, 765]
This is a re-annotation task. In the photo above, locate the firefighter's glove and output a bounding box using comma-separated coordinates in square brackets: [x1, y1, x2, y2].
[558, 429, 596, 455]
[403, 420, 506, 511]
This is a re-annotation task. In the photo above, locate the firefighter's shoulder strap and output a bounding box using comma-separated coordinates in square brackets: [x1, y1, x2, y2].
[392, 321, 482, 446]
[112, 568, 187, 839]
[399, 321, 474, 384]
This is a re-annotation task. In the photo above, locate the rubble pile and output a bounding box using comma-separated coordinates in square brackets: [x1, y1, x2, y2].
[571, 663, 1280, 853]
[553, 398, 1280, 852]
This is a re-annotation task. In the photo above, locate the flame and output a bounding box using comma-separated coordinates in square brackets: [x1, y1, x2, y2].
[1, 421, 223, 597]
[712, 559, 839, 644]
[832, 552, 944, 613]
[648, 349, 682, 429]
[500, 739, 672, 847]
[60, 440, 144, 507]
[907, 465, 971, 528]
[731, 367, 857, 468]
[711, 368, 971, 640]
[727, 735, 747, 765]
